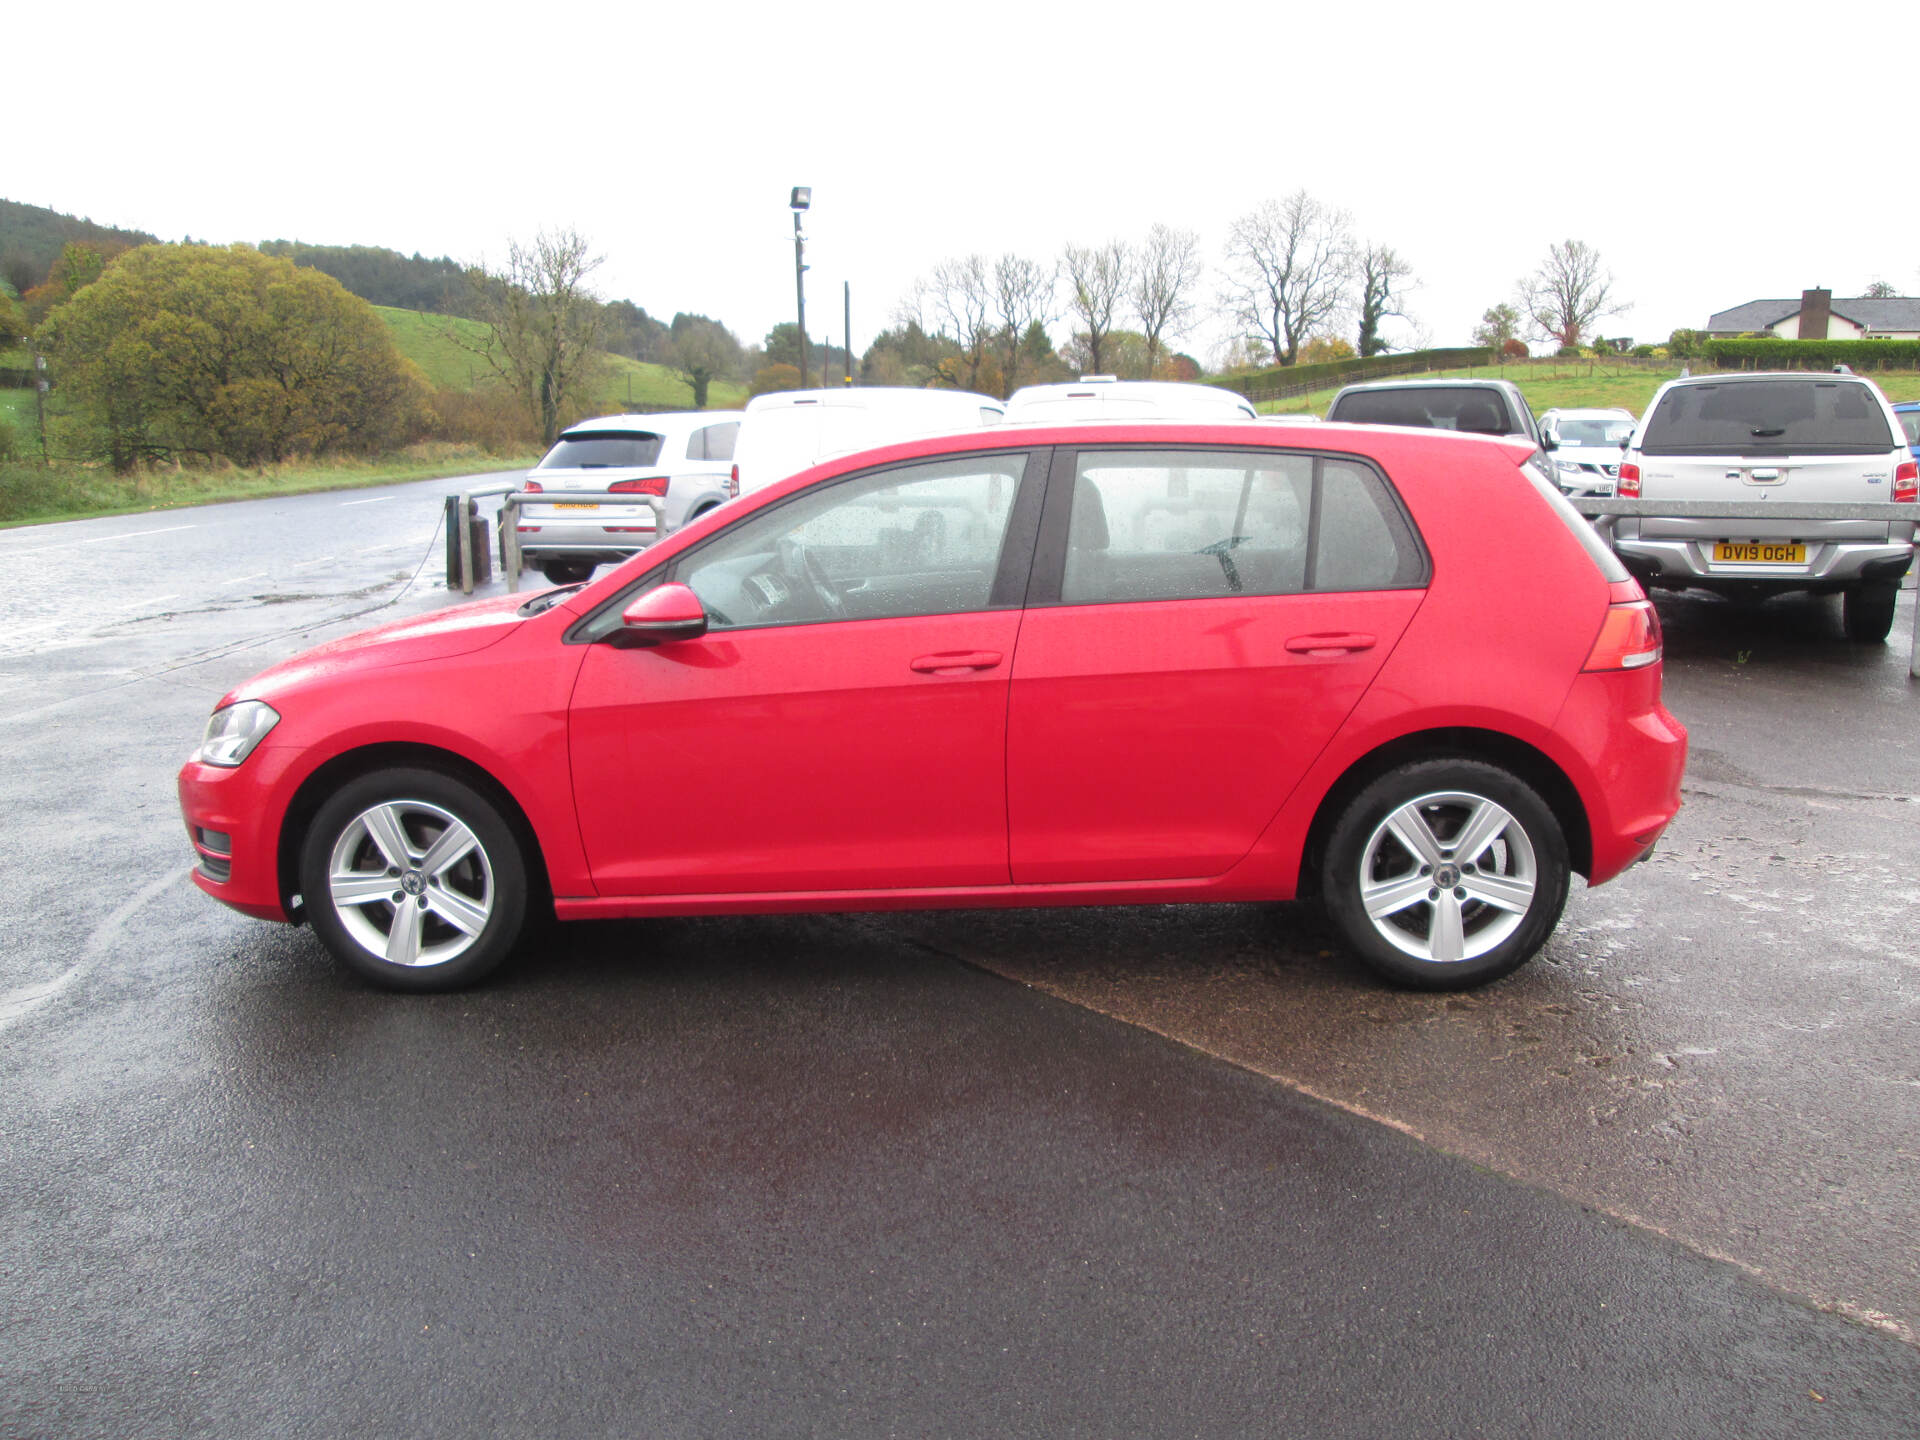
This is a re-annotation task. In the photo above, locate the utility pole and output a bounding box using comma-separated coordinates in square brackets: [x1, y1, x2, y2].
[844, 281, 853, 386]
[790, 187, 811, 389]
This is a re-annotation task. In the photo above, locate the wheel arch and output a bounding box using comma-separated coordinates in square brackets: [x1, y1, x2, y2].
[1296, 727, 1592, 897]
[276, 742, 553, 923]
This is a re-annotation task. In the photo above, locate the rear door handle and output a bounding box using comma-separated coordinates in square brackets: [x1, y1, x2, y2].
[1285, 632, 1377, 657]
[910, 650, 1003, 675]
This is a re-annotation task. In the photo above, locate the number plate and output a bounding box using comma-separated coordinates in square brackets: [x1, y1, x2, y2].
[551, 503, 600, 511]
[1713, 541, 1805, 564]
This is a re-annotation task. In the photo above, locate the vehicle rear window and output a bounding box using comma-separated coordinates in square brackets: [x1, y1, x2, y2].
[538, 432, 665, 469]
[1639, 381, 1894, 456]
[1331, 387, 1513, 436]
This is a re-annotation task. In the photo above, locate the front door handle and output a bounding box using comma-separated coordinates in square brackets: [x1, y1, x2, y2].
[910, 650, 1003, 675]
[1285, 632, 1377, 657]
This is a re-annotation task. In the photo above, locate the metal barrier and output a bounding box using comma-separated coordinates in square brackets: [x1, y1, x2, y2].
[497, 490, 666, 593]
[445, 482, 518, 595]
[1567, 497, 1920, 677]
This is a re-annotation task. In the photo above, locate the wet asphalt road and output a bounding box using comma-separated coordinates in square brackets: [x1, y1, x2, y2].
[3, 474, 1920, 1436]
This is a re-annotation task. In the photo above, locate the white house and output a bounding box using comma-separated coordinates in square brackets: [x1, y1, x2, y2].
[1705, 288, 1920, 340]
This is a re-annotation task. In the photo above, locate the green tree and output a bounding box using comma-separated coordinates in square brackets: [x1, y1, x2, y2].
[461, 228, 606, 446]
[749, 363, 803, 398]
[43, 243, 428, 472]
[669, 314, 742, 408]
[1472, 302, 1522, 352]
[0, 290, 25, 349]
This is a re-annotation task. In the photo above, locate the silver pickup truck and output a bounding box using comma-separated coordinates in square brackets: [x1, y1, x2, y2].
[1614, 371, 1918, 641]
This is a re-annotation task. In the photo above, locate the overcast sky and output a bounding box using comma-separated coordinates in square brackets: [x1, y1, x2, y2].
[15, 0, 1918, 365]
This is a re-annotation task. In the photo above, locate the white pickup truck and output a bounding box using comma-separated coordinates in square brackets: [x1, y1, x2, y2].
[1614, 371, 1918, 641]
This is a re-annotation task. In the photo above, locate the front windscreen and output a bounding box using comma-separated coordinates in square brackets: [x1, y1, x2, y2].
[1556, 417, 1634, 446]
[1333, 387, 1513, 435]
[1640, 382, 1894, 456]
[538, 432, 665, 469]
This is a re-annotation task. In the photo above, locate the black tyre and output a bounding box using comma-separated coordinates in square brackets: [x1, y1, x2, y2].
[1842, 580, 1897, 644]
[542, 559, 595, 585]
[298, 767, 528, 992]
[1320, 759, 1570, 990]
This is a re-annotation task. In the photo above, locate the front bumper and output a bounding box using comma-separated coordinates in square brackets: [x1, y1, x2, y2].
[178, 753, 297, 922]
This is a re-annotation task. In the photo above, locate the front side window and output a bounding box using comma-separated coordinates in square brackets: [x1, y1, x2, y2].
[538, 432, 665, 469]
[672, 454, 1027, 629]
[1060, 449, 1423, 605]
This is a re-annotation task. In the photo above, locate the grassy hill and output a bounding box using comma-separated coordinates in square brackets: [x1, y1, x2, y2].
[375, 306, 748, 414]
[1256, 361, 1920, 419]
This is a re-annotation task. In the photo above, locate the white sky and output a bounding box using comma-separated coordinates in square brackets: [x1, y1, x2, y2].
[15, 0, 1919, 364]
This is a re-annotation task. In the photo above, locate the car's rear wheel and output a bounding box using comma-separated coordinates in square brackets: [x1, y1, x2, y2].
[1320, 759, 1569, 990]
[542, 559, 595, 585]
[299, 768, 527, 991]
[1842, 580, 1897, 644]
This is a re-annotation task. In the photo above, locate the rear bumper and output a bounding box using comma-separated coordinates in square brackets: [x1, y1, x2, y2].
[1614, 515, 1914, 587]
[1552, 669, 1688, 886]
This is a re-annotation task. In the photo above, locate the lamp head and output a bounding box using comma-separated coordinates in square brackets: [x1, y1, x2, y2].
[790, 186, 812, 211]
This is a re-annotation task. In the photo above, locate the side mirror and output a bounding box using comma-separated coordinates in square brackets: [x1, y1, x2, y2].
[1541, 431, 1559, 451]
[609, 582, 708, 648]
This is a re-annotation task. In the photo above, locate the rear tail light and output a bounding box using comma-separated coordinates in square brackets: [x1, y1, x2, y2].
[524, 479, 544, 494]
[1894, 459, 1917, 503]
[1616, 462, 1641, 498]
[609, 476, 670, 496]
[728, 464, 740, 499]
[1584, 581, 1662, 671]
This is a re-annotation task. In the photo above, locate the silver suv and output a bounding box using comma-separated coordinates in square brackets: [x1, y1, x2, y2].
[1615, 372, 1917, 642]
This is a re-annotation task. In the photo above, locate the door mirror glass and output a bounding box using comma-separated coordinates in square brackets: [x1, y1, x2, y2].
[611, 582, 708, 648]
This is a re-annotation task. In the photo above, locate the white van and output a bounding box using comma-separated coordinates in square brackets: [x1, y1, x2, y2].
[1002, 377, 1256, 424]
[731, 388, 1005, 498]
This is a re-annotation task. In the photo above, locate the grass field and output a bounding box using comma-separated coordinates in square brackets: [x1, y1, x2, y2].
[374, 306, 748, 415]
[1255, 362, 1920, 418]
[0, 444, 540, 529]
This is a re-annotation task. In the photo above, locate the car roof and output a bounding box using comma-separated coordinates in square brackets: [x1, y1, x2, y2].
[743, 387, 1001, 414]
[560, 411, 741, 436]
[1335, 377, 1518, 390]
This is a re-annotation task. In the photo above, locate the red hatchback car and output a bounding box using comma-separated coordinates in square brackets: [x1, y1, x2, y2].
[179, 423, 1686, 992]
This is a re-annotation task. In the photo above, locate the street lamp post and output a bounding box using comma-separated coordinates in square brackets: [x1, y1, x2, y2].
[790, 186, 811, 389]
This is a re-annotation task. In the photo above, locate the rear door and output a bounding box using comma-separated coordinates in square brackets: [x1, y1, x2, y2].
[1005, 446, 1427, 884]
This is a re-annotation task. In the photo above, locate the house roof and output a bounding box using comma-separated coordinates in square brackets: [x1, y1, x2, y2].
[1707, 296, 1920, 333]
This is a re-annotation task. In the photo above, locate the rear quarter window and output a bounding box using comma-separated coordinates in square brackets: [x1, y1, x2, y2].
[1640, 381, 1894, 456]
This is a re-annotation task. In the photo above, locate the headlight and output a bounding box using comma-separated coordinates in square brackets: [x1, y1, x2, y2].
[195, 700, 280, 767]
[1556, 459, 1585, 475]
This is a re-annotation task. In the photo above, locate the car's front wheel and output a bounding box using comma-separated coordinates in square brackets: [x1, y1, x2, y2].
[1320, 759, 1570, 989]
[1842, 580, 1897, 644]
[298, 768, 528, 991]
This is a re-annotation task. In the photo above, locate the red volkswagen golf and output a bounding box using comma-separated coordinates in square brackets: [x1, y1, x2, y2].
[178, 423, 1685, 992]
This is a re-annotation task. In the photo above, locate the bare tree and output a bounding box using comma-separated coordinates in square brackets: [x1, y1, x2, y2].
[462, 228, 606, 445]
[1863, 279, 1897, 299]
[1062, 240, 1130, 377]
[1519, 239, 1626, 351]
[990, 253, 1057, 399]
[1221, 192, 1352, 367]
[1133, 223, 1202, 379]
[1354, 243, 1414, 357]
[912, 255, 996, 393]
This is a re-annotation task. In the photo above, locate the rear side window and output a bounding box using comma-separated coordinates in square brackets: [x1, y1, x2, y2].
[1898, 410, 1920, 447]
[1640, 381, 1894, 456]
[538, 432, 665, 469]
[1331, 387, 1514, 436]
[1059, 449, 1424, 605]
[687, 421, 739, 461]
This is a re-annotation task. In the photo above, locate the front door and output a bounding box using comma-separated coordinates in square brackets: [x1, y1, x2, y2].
[569, 450, 1041, 896]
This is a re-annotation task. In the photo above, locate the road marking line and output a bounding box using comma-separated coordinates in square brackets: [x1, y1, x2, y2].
[340, 496, 395, 506]
[288, 556, 335, 570]
[215, 572, 269, 587]
[78, 525, 197, 545]
[114, 594, 179, 610]
[0, 867, 189, 1031]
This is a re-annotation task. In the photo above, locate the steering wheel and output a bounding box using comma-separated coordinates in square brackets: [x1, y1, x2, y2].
[778, 537, 846, 618]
